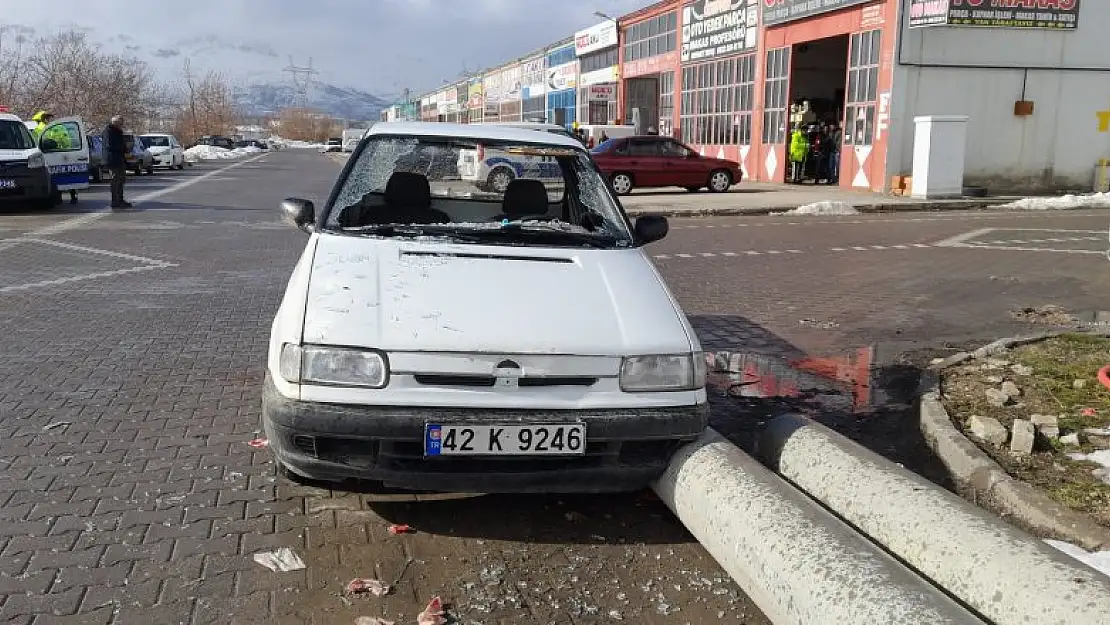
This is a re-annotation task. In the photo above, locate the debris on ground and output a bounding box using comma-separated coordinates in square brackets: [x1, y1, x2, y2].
[416, 596, 446, 625]
[782, 200, 859, 216]
[941, 333, 1110, 527]
[388, 524, 413, 535]
[798, 318, 839, 329]
[347, 578, 392, 596]
[354, 617, 395, 625]
[1010, 304, 1079, 326]
[252, 547, 305, 572]
[247, 438, 269, 448]
[42, 421, 71, 431]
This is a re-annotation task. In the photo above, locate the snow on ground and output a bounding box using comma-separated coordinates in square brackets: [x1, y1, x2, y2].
[1067, 448, 1110, 485]
[781, 201, 860, 216]
[267, 136, 325, 149]
[1044, 539, 1110, 579]
[184, 145, 263, 162]
[998, 192, 1110, 210]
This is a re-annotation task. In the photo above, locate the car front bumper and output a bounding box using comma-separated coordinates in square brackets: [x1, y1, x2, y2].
[154, 155, 175, 167]
[0, 163, 53, 202]
[261, 374, 708, 493]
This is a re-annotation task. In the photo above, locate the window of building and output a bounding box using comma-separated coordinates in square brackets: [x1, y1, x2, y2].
[523, 96, 546, 120]
[547, 89, 576, 128]
[679, 54, 755, 146]
[580, 48, 618, 74]
[578, 88, 612, 125]
[845, 29, 880, 146]
[761, 47, 789, 144]
[658, 71, 674, 137]
[499, 100, 521, 122]
[548, 45, 575, 67]
[623, 12, 677, 63]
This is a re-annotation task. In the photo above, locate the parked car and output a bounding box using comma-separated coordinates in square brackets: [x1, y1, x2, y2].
[140, 133, 185, 169]
[86, 133, 105, 182]
[122, 133, 155, 175]
[0, 111, 54, 208]
[235, 139, 268, 150]
[198, 135, 236, 150]
[590, 135, 742, 195]
[322, 137, 342, 153]
[263, 121, 706, 492]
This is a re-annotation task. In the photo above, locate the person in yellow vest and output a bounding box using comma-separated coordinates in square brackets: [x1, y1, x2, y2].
[788, 124, 809, 184]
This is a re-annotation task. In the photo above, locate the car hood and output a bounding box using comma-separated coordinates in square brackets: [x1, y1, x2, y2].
[301, 234, 694, 355]
[146, 146, 171, 154]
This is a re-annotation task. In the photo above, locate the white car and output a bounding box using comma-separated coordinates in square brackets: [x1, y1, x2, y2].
[457, 122, 578, 193]
[139, 134, 185, 169]
[263, 121, 707, 493]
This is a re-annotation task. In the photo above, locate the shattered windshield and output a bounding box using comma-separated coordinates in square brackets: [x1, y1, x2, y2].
[323, 135, 633, 248]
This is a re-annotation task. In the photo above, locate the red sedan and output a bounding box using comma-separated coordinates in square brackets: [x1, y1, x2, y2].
[590, 135, 742, 195]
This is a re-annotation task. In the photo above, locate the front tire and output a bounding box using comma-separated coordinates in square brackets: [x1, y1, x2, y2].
[707, 169, 732, 193]
[146, 164, 155, 175]
[486, 168, 515, 194]
[610, 172, 634, 196]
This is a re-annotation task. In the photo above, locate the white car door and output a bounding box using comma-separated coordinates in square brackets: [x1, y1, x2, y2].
[39, 116, 90, 191]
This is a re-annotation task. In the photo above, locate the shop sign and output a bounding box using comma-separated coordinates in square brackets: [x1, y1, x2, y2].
[484, 72, 502, 105]
[909, 0, 1079, 29]
[623, 51, 678, 78]
[580, 65, 619, 86]
[587, 85, 616, 102]
[761, 0, 872, 26]
[500, 65, 522, 101]
[547, 61, 577, 91]
[682, 0, 758, 63]
[520, 57, 547, 99]
[467, 82, 485, 109]
[575, 20, 618, 56]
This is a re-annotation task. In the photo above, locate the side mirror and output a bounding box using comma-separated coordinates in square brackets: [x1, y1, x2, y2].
[634, 215, 668, 244]
[40, 138, 58, 151]
[281, 198, 316, 233]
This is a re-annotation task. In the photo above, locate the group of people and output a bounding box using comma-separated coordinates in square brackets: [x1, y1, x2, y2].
[24, 109, 132, 208]
[788, 121, 842, 185]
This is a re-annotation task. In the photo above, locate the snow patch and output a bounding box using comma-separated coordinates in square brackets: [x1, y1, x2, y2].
[1067, 448, 1110, 485]
[784, 201, 860, 216]
[267, 136, 325, 150]
[1044, 539, 1110, 579]
[998, 192, 1110, 211]
[184, 145, 263, 162]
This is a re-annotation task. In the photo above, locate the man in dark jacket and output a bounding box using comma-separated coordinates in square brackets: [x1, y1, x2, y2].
[103, 116, 131, 208]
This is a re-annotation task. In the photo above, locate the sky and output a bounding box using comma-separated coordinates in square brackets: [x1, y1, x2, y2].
[0, 0, 646, 96]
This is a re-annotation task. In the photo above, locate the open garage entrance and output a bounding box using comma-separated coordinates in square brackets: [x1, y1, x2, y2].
[786, 34, 848, 184]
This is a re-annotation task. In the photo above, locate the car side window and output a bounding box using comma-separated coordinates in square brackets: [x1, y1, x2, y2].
[611, 140, 629, 156]
[627, 139, 661, 157]
[39, 121, 83, 153]
[660, 140, 693, 158]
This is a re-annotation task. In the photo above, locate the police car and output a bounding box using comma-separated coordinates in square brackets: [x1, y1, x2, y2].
[0, 107, 89, 209]
[456, 122, 573, 193]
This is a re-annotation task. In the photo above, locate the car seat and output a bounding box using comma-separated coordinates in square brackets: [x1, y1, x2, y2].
[498, 179, 550, 221]
[345, 172, 451, 226]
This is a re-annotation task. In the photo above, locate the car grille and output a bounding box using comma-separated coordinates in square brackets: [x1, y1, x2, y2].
[0, 160, 28, 172]
[413, 374, 598, 388]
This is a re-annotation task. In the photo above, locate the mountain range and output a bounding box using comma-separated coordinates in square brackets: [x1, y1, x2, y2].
[232, 81, 396, 122]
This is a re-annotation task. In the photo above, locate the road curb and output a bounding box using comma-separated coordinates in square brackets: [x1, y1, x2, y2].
[624, 198, 1014, 218]
[652, 429, 985, 625]
[920, 331, 1110, 551]
[754, 413, 1110, 625]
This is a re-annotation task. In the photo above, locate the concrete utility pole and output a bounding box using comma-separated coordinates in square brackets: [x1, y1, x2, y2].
[283, 56, 319, 108]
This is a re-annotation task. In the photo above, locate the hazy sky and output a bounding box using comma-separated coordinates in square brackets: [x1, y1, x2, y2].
[0, 0, 644, 96]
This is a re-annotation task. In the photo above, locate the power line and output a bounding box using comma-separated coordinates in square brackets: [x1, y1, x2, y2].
[282, 56, 319, 108]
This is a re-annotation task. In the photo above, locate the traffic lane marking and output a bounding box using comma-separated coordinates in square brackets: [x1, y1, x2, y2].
[650, 241, 1108, 260]
[665, 209, 1110, 230]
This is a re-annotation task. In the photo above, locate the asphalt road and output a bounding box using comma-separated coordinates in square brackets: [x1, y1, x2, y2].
[1, 148, 1108, 624]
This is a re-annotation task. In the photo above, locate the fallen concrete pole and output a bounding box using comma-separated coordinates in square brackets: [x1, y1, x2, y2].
[754, 414, 1110, 625]
[652, 429, 984, 625]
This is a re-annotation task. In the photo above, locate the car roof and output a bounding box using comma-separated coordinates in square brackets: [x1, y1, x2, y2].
[368, 121, 582, 149]
[0, 112, 23, 123]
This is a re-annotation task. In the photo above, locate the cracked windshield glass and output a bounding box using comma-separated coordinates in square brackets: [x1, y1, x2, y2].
[0, 0, 1108, 624]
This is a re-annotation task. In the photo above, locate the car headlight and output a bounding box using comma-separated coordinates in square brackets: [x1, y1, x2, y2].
[279, 344, 388, 388]
[620, 353, 706, 392]
[26, 152, 45, 169]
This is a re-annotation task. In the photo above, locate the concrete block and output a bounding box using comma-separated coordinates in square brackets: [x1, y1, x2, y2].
[1010, 419, 1035, 455]
[968, 415, 1008, 447]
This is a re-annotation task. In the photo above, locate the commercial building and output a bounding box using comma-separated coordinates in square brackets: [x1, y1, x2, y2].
[575, 19, 621, 125]
[401, 0, 1104, 194]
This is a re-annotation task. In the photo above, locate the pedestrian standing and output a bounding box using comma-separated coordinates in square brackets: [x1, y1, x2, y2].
[103, 116, 131, 209]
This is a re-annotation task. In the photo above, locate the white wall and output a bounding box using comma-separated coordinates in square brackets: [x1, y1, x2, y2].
[888, 2, 1110, 192]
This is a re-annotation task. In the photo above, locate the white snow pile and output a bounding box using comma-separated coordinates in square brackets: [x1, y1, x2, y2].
[184, 145, 263, 162]
[1044, 539, 1110, 579]
[783, 201, 860, 216]
[998, 191, 1110, 211]
[267, 136, 325, 150]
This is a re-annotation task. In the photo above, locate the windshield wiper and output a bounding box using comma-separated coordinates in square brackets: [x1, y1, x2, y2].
[467, 223, 620, 248]
[339, 224, 432, 237]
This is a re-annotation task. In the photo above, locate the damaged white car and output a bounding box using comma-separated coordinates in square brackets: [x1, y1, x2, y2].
[263, 121, 707, 493]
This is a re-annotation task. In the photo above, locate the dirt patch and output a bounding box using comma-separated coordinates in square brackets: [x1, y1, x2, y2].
[1010, 304, 1080, 326]
[940, 333, 1110, 527]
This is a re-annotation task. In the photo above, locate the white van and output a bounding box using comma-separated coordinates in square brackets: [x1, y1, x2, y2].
[342, 127, 368, 152]
[0, 111, 88, 208]
[457, 121, 577, 193]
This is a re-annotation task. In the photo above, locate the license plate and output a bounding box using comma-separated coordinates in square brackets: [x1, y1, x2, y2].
[0, 179, 15, 189]
[424, 423, 586, 456]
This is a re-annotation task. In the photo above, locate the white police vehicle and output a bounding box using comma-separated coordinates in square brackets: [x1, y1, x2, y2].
[0, 108, 89, 208]
[457, 122, 574, 193]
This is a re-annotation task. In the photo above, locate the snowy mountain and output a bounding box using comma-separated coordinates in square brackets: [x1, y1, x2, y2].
[232, 81, 395, 121]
